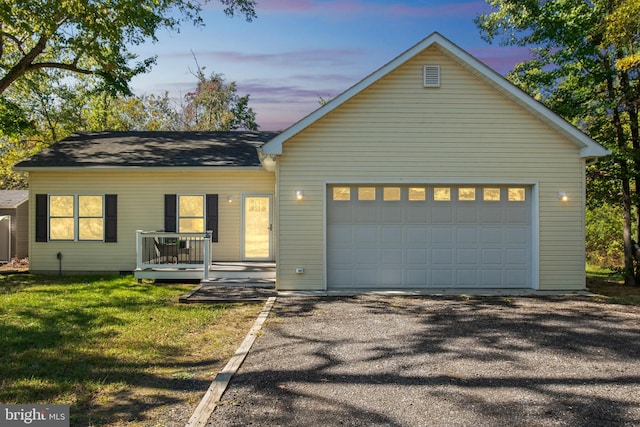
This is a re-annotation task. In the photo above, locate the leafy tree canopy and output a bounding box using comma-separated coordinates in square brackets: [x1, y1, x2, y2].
[183, 68, 258, 131]
[0, 0, 256, 96]
[476, 0, 640, 283]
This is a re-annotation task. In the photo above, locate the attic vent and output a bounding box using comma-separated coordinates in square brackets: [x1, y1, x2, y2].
[423, 65, 440, 88]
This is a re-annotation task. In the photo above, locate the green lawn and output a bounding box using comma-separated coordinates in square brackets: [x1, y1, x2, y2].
[0, 274, 262, 426]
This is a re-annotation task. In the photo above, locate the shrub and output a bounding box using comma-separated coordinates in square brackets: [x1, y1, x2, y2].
[586, 204, 626, 269]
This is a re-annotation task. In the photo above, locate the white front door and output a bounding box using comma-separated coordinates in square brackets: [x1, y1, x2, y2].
[242, 195, 273, 260]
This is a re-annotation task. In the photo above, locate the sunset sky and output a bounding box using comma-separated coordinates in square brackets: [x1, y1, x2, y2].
[129, 0, 531, 130]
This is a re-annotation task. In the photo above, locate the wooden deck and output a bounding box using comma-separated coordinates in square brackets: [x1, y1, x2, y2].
[134, 261, 276, 282]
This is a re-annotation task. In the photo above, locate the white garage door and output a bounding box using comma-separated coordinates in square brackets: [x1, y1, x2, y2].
[327, 185, 532, 289]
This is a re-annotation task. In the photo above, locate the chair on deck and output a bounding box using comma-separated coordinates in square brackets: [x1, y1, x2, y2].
[153, 238, 190, 264]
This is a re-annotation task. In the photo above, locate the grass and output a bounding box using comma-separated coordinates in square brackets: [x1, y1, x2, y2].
[586, 265, 640, 305]
[0, 273, 263, 426]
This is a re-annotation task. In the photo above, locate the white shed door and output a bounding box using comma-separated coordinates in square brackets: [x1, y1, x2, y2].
[0, 216, 10, 263]
[327, 185, 532, 289]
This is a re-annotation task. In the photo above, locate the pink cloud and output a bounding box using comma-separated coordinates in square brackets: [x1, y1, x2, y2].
[470, 47, 534, 74]
[256, 0, 488, 18]
[160, 48, 366, 68]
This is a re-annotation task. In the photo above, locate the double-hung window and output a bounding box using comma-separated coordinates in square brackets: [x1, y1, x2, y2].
[164, 194, 219, 241]
[36, 194, 117, 242]
[49, 195, 104, 241]
[178, 195, 205, 233]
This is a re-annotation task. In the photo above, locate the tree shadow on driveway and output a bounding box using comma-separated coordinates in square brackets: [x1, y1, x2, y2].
[210, 295, 640, 426]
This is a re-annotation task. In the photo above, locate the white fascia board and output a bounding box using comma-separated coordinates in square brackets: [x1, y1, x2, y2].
[261, 32, 609, 159]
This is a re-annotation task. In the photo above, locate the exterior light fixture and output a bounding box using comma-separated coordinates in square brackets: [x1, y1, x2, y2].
[558, 192, 568, 202]
[227, 195, 233, 203]
[296, 190, 304, 200]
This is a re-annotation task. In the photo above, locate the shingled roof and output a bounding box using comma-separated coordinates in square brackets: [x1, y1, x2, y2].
[0, 190, 28, 208]
[16, 131, 280, 168]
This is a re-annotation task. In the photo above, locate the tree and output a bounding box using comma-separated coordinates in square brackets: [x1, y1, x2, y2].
[183, 69, 258, 131]
[476, 0, 640, 284]
[83, 92, 183, 131]
[0, 0, 256, 97]
[0, 0, 257, 188]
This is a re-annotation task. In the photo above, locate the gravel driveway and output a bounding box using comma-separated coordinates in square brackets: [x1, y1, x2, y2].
[208, 295, 640, 426]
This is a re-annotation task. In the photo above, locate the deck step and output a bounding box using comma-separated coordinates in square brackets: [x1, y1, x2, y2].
[209, 262, 275, 280]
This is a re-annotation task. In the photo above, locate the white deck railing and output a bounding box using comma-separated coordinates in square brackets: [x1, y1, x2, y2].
[135, 230, 212, 279]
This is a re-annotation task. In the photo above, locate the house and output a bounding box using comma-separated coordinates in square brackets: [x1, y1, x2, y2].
[16, 33, 609, 291]
[0, 190, 29, 262]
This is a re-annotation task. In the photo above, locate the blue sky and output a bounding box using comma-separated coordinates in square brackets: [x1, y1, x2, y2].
[129, 0, 530, 130]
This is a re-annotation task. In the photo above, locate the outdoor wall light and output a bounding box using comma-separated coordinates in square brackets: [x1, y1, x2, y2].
[227, 195, 233, 203]
[296, 190, 304, 200]
[558, 192, 569, 202]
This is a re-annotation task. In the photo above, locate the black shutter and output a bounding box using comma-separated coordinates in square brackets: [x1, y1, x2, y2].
[35, 194, 48, 242]
[164, 194, 177, 232]
[206, 194, 219, 242]
[104, 195, 117, 242]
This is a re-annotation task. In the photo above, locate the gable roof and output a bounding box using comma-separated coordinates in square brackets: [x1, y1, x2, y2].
[0, 190, 28, 208]
[260, 32, 609, 159]
[16, 131, 280, 170]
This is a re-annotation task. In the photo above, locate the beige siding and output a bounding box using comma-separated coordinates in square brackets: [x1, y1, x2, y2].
[28, 169, 274, 273]
[276, 45, 586, 291]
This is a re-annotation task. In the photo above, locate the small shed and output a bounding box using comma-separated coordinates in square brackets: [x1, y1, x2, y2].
[0, 190, 29, 262]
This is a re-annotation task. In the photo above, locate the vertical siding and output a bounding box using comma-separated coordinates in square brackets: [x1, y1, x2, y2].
[276, 45, 586, 291]
[28, 169, 274, 273]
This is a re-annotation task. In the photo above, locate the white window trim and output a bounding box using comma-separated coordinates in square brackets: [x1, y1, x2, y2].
[48, 194, 105, 242]
[177, 194, 206, 234]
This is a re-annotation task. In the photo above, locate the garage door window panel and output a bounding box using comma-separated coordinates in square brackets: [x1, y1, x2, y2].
[409, 187, 426, 201]
[333, 187, 351, 201]
[483, 188, 501, 201]
[358, 187, 376, 201]
[434, 187, 450, 201]
[458, 188, 476, 201]
[383, 187, 401, 201]
[508, 188, 526, 201]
